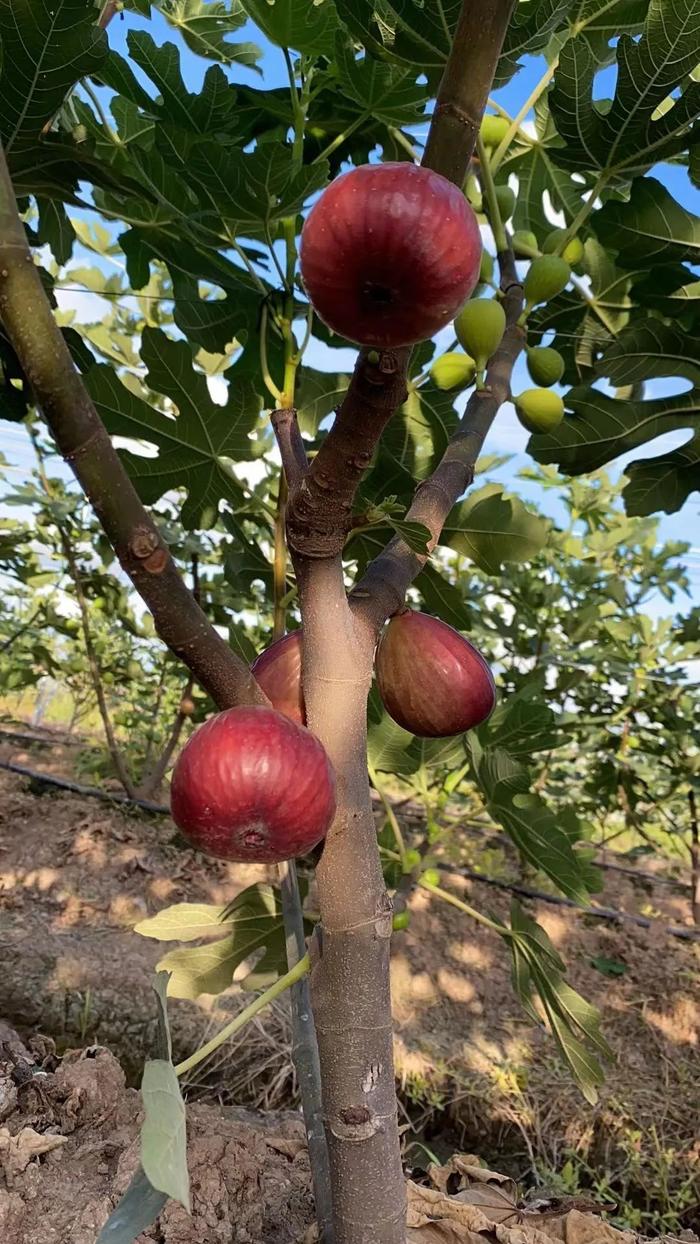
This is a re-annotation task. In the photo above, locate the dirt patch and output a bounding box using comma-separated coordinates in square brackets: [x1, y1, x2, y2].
[0, 1026, 314, 1243]
[0, 757, 698, 1229]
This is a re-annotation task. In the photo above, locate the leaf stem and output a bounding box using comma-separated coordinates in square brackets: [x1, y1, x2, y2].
[174, 954, 310, 1079]
[477, 133, 508, 254]
[490, 58, 557, 174]
[369, 764, 407, 865]
[259, 302, 282, 401]
[313, 111, 371, 165]
[81, 79, 120, 145]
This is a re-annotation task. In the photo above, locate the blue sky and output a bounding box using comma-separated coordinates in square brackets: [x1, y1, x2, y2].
[1, 7, 699, 613]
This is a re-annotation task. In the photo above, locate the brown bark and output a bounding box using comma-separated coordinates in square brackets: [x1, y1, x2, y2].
[423, 0, 516, 186]
[285, 351, 409, 558]
[0, 149, 265, 713]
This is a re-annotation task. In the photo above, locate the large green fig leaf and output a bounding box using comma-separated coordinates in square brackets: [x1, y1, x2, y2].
[550, 0, 700, 176]
[529, 322, 700, 516]
[239, 0, 339, 55]
[158, 0, 262, 67]
[0, 0, 107, 155]
[442, 484, 550, 575]
[86, 327, 263, 527]
[593, 177, 700, 269]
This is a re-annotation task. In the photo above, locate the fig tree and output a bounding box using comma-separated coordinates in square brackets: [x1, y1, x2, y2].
[454, 299, 506, 372]
[170, 706, 335, 863]
[375, 611, 496, 737]
[523, 256, 571, 312]
[542, 228, 585, 266]
[479, 114, 510, 149]
[300, 163, 481, 348]
[251, 630, 304, 725]
[429, 351, 476, 391]
[515, 388, 565, 434]
[526, 346, 565, 387]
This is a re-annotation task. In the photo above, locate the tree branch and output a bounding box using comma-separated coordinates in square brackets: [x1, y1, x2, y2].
[0, 144, 265, 712]
[423, 0, 516, 185]
[284, 349, 409, 558]
[270, 406, 309, 490]
[352, 247, 525, 631]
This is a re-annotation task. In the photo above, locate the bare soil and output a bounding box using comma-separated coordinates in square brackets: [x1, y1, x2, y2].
[0, 1029, 314, 1243]
[0, 729, 698, 1232]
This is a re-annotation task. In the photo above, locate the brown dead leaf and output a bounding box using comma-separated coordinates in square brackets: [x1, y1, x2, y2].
[0, 1126, 68, 1178]
[407, 1166, 638, 1244]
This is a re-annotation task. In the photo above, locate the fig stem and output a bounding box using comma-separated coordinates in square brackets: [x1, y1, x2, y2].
[489, 59, 558, 175]
[369, 763, 407, 867]
[174, 953, 310, 1079]
[476, 133, 508, 254]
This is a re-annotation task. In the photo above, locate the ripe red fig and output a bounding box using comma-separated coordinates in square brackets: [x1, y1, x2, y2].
[300, 163, 481, 348]
[375, 612, 495, 737]
[170, 706, 335, 863]
[251, 630, 304, 725]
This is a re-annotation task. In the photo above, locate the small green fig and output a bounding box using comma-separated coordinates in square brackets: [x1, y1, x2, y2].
[420, 868, 441, 888]
[479, 250, 494, 284]
[526, 346, 565, 387]
[403, 848, 422, 872]
[430, 351, 476, 391]
[542, 228, 585, 266]
[512, 230, 539, 258]
[392, 909, 411, 931]
[523, 256, 571, 310]
[464, 173, 482, 213]
[494, 185, 516, 221]
[454, 299, 506, 371]
[480, 114, 510, 149]
[515, 388, 565, 434]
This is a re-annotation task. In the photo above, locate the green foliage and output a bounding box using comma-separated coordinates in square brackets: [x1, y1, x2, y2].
[136, 884, 309, 997]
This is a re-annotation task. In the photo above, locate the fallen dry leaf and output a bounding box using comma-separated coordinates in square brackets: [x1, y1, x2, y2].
[0, 1126, 68, 1178]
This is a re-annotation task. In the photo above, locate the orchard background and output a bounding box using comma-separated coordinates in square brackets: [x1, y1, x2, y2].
[0, 2, 698, 1243]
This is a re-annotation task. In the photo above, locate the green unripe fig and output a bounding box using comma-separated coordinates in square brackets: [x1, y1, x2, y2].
[403, 848, 422, 873]
[523, 256, 571, 309]
[526, 346, 565, 387]
[480, 114, 510, 149]
[464, 173, 482, 213]
[126, 660, 142, 681]
[515, 388, 565, 434]
[494, 185, 516, 222]
[512, 230, 539, 258]
[542, 228, 585, 266]
[454, 299, 506, 371]
[430, 351, 476, 391]
[420, 868, 441, 888]
[479, 250, 494, 284]
[392, 909, 411, 931]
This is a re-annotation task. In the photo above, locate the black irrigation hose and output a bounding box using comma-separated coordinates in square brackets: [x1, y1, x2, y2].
[1, 757, 697, 942]
[442, 864, 700, 943]
[0, 759, 169, 815]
